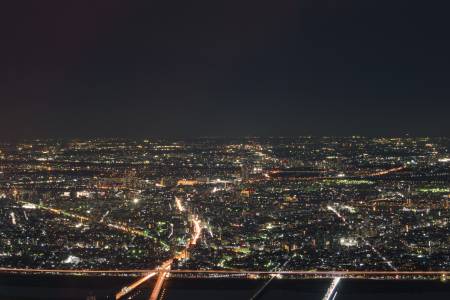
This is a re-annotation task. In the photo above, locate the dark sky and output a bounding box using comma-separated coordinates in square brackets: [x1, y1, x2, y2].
[1, 0, 449, 139]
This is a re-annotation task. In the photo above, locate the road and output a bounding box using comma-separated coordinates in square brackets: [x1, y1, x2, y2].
[149, 261, 171, 300]
[262, 165, 406, 183]
[1, 268, 447, 277]
[326, 205, 398, 271]
[322, 200, 400, 300]
[322, 277, 341, 300]
[115, 272, 157, 299]
[115, 196, 204, 299]
[18, 200, 150, 238]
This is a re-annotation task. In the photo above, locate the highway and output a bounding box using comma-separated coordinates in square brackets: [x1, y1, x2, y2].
[1, 268, 447, 277]
[323, 199, 400, 300]
[322, 277, 341, 300]
[174, 196, 185, 212]
[327, 205, 398, 271]
[190, 217, 202, 245]
[148, 261, 171, 300]
[368, 166, 405, 177]
[18, 200, 149, 238]
[115, 196, 204, 299]
[115, 272, 157, 299]
[249, 253, 295, 299]
[114, 259, 173, 300]
[258, 165, 407, 184]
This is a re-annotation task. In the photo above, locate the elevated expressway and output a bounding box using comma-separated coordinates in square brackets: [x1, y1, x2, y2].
[0, 268, 448, 280]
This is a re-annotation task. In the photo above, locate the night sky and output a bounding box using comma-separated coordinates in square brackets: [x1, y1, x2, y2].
[1, 0, 449, 139]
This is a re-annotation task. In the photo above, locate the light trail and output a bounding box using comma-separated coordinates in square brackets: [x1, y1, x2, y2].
[115, 272, 157, 299]
[116, 196, 204, 299]
[249, 274, 276, 300]
[149, 261, 171, 300]
[18, 200, 149, 238]
[190, 217, 202, 245]
[168, 223, 174, 239]
[249, 254, 295, 299]
[331, 291, 338, 300]
[115, 259, 173, 299]
[261, 165, 406, 183]
[149, 273, 166, 300]
[323, 203, 400, 300]
[327, 206, 346, 223]
[175, 196, 185, 212]
[207, 226, 214, 238]
[368, 166, 405, 177]
[17, 199, 173, 251]
[10, 212, 16, 225]
[322, 277, 341, 300]
[0, 268, 448, 277]
[100, 210, 110, 223]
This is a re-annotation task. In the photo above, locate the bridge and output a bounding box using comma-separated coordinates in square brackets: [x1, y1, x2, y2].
[0, 268, 447, 280]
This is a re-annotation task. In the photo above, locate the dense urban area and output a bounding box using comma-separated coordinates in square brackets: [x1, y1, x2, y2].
[0, 137, 449, 274]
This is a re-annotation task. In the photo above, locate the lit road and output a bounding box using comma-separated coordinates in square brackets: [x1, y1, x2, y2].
[175, 196, 185, 212]
[0, 268, 448, 278]
[368, 166, 405, 177]
[249, 274, 276, 300]
[115, 195, 204, 300]
[326, 205, 398, 271]
[18, 199, 176, 251]
[190, 217, 202, 245]
[263, 165, 406, 183]
[115, 259, 173, 300]
[149, 261, 171, 300]
[249, 253, 295, 299]
[323, 203, 400, 300]
[115, 271, 157, 300]
[322, 277, 341, 300]
[18, 200, 150, 238]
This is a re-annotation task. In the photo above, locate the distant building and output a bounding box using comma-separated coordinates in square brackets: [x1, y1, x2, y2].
[177, 179, 199, 186]
[240, 188, 255, 197]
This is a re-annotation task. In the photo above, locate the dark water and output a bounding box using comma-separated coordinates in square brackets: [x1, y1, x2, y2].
[0, 274, 449, 300]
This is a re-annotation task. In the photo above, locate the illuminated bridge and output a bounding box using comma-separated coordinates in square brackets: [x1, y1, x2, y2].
[0, 268, 448, 280]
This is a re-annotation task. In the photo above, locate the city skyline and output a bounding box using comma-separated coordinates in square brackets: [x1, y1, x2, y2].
[1, 137, 449, 299]
[1, 1, 449, 299]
